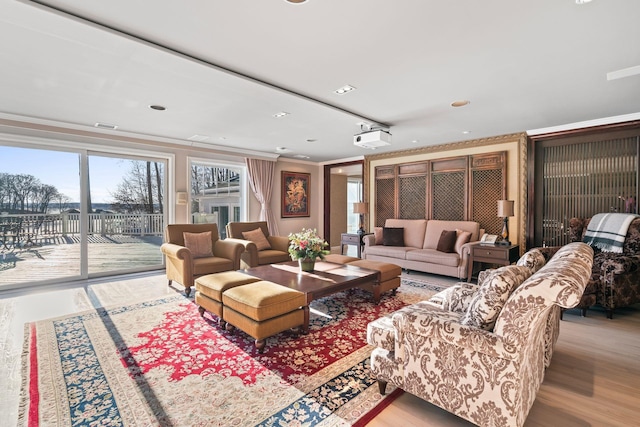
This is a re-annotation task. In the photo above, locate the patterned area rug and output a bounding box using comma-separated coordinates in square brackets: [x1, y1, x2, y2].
[19, 279, 447, 426]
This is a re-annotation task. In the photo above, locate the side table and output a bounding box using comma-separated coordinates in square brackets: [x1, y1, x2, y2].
[340, 232, 370, 258]
[467, 244, 520, 281]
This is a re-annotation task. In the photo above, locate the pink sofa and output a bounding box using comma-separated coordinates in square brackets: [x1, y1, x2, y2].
[362, 219, 481, 280]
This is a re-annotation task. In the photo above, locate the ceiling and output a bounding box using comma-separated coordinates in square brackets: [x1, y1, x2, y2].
[1, 0, 639, 163]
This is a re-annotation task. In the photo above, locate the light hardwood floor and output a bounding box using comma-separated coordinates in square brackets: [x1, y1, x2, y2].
[1, 271, 638, 426]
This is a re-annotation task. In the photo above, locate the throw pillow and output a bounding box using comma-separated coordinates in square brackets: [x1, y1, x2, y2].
[436, 282, 480, 313]
[374, 227, 383, 245]
[516, 248, 546, 273]
[454, 229, 473, 253]
[461, 265, 532, 330]
[183, 231, 213, 258]
[436, 229, 457, 253]
[242, 227, 272, 251]
[382, 227, 405, 246]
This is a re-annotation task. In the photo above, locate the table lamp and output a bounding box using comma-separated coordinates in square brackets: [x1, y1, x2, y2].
[497, 200, 514, 245]
[353, 202, 368, 235]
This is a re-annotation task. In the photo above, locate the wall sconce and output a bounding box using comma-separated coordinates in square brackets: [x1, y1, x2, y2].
[353, 202, 369, 235]
[497, 200, 514, 245]
[176, 192, 188, 205]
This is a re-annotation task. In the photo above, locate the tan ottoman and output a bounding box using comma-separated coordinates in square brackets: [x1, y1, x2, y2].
[347, 259, 402, 303]
[194, 271, 261, 319]
[222, 281, 308, 353]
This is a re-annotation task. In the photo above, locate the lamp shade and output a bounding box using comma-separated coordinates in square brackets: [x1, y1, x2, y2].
[353, 202, 368, 214]
[497, 200, 514, 217]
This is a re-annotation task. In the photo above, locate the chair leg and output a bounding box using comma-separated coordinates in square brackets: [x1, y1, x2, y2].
[378, 380, 388, 395]
[185, 286, 192, 297]
[606, 309, 614, 319]
[581, 307, 588, 317]
[167, 279, 172, 287]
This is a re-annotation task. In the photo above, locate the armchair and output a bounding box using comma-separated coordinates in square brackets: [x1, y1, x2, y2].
[160, 223, 244, 296]
[367, 242, 593, 427]
[568, 216, 640, 318]
[225, 221, 291, 269]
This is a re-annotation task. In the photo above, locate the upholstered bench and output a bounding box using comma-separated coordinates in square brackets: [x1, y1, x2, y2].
[194, 271, 261, 319]
[222, 280, 308, 353]
[323, 254, 402, 303]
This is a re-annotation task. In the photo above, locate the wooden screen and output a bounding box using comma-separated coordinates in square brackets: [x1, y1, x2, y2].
[536, 137, 639, 246]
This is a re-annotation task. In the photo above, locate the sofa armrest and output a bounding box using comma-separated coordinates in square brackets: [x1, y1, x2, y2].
[392, 307, 518, 360]
[599, 253, 640, 286]
[363, 234, 376, 249]
[160, 242, 192, 262]
[268, 235, 290, 252]
[213, 239, 244, 269]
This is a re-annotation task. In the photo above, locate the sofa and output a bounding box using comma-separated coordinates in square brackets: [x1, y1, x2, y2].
[566, 216, 640, 318]
[366, 242, 593, 427]
[225, 221, 291, 269]
[362, 218, 481, 279]
[160, 223, 244, 297]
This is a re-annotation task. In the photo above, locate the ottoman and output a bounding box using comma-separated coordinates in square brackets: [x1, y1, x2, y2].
[222, 280, 308, 353]
[194, 271, 261, 319]
[347, 259, 402, 303]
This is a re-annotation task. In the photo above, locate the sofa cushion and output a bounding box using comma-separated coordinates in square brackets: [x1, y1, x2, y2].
[385, 219, 427, 249]
[436, 230, 457, 253]
[516, 248, 546, 273]
[455, 229, 473, 253]
[405, 248, 460, 267]
[383, 227, 405, 246]
[183, 231, 214, 258]
[366, 245, 413, 260]
[242, 227, 272, 251]
[423, 220, 480, 249]
[461, 265, 532, 330]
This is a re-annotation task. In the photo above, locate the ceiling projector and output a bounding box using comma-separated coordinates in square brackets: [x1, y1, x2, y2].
[353, 130, 392, 149]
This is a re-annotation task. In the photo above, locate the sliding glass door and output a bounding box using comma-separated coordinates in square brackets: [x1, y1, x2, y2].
[0, 144, 167, 290]
[87, 154, 165, 275]
[1, 145, 82, 286]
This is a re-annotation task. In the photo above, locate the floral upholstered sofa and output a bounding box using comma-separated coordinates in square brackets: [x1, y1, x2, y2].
[366, 242, 593, 427]
[567, 216, 640, 318]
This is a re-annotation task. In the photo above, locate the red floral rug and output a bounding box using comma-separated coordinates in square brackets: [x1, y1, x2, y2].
[19, 280, 444, 426]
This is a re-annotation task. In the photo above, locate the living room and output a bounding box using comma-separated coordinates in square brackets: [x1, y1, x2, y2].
[1, 1, 640, 426]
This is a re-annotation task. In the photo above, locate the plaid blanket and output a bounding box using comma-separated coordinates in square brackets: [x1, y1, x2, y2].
[583, 213, 639, 253]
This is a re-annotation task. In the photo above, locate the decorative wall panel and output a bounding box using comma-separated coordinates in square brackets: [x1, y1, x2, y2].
[432, 171, 465, 220]
[472, 169, 504, 235]
[399, 175, 427, 219]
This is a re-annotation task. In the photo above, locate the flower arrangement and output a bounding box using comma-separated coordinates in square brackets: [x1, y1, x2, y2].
[288, 228, 330, 261]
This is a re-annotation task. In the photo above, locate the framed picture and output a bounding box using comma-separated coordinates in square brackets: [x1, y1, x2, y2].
[282, 171, 310, 217]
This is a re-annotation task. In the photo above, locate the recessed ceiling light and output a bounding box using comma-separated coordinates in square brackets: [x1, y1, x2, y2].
[306, 139, 317, 143]
[451, 100, 470, 107]
[411, 140, 419, 144]
[94, 122, 118, 130]
[293, 154, 310, 159]
[275, 147, 292, 153]
[273, 111, 290, 118]
[462, 130, 471, 134]
[575, 0, 593, 4]
[285, 0, 308, 3]
[334, 85, 356, 95]
[149, 105, 166, 111]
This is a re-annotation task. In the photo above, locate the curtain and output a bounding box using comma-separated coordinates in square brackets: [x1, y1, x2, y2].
[245, 158, 280, 236]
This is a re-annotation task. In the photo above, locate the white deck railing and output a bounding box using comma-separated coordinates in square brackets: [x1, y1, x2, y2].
[0, 212, 165, 247]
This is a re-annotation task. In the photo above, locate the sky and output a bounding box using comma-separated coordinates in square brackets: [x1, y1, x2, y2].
[1, 145, 137, 203]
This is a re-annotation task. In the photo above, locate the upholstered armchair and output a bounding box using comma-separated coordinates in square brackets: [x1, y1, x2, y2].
[367, 242, 593, 427]
[567, 216, 640, 318]
[225, 221, 291, 269]
[160, 223, 244, 296]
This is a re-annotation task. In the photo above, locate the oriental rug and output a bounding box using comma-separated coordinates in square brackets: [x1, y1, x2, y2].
[19, 279, 447, 426]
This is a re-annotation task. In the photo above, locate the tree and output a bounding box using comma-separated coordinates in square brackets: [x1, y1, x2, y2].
[109, 160, 164, 213]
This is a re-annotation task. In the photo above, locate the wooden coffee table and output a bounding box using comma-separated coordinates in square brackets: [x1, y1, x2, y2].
[241, 260, 380, 332]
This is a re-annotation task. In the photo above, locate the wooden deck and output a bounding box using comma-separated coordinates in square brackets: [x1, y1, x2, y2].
[0, 235, 163, 287]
